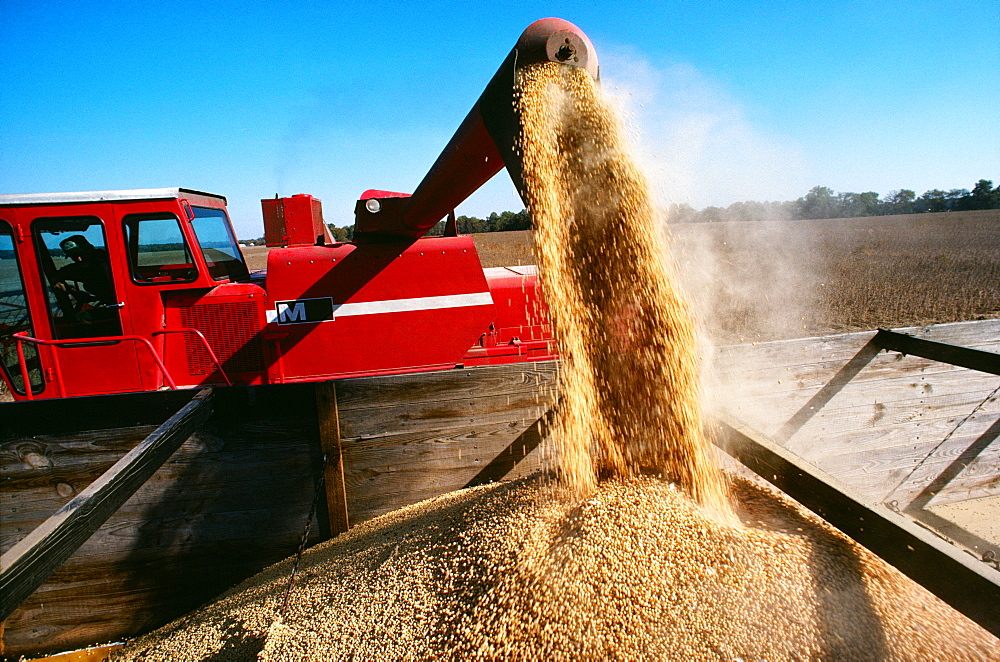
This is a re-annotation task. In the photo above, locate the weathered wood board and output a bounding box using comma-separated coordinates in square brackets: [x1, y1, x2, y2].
[1, 386, 325, 659]
[712, 319, 1000, 563]
[335, 362, 558, 525]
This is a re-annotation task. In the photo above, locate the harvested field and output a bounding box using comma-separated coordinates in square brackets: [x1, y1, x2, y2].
[112, 475, 999, 661]
[472, 209, 1000, 344]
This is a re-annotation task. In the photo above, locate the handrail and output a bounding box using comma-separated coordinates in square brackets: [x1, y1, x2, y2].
[13, 332, 178, 400]
[152, 328, 232, 386]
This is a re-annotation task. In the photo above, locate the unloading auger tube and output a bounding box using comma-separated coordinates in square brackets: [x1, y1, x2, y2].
[353, 17, 599, 240]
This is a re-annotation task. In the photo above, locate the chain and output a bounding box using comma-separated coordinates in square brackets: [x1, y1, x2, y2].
[279, 452, 328, 617]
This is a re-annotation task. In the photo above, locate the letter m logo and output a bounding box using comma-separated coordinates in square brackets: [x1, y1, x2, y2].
[272, 297, 334, 325]
[277, 301, 306, 323]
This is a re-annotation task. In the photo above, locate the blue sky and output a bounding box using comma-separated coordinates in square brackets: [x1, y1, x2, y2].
[2, 1, 998, 238]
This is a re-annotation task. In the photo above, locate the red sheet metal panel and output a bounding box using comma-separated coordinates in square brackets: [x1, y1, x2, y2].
[264, 235, 497, 379]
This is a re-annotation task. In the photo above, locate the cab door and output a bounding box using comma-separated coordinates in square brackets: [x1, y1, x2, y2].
[31, 213, 143, 397]
[0, 220, 45, 398]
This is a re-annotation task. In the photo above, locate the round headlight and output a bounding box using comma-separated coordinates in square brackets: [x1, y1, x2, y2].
[365, 198, 381, 214]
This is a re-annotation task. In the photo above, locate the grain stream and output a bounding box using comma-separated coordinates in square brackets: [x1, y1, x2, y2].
[517, 62, 729, 514]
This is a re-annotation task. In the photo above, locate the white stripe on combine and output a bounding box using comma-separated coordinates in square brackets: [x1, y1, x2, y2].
[333, 292, 493, 316]
[265, 292, 495, 323]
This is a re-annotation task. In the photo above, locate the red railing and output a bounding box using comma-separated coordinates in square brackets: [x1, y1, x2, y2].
[12, 329, 231, 400]
[151, 328, 232, 386]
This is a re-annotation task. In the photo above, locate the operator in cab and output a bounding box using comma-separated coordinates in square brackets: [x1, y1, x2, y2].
[56, 235, 117, 317]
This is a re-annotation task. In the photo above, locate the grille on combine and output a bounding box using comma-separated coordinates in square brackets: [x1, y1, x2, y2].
[178, 301, 266, 375]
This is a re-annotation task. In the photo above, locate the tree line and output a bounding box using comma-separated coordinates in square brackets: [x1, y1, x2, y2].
[243, 178, 998, 243]
[668, 178, 1000, 223]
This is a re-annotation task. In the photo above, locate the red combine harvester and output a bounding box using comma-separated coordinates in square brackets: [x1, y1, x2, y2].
[0, 18, 599, 402]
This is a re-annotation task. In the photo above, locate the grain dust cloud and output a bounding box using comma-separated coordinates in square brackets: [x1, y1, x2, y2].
[111, 62, 998, 662]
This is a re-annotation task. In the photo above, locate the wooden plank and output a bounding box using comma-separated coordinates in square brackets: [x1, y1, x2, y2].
[317, 381, 349, 536]
[816, 431, 1000, 505]
[1, 437, 320, 556]
[792, 396, 999, 460]
[732, 385, 997, 459]
[786, 394, 1000, 463]
[0, 389, 197, 438]
[716, 348, 995, 406]
[342, 414, 551, 524]
[2, 393, 322, 658]
[714, 413, 1000, 638]
[339, 385, 557, 440]
[28, 642, 122, 662]
[3, 539, 300, 656]
[713, 320, 1000, 387]
[718, 319, 1000, 360]
[464, 406, 556, 488]
[334, 362, 558, 411]
[710, 355, 980, 437]
[774, 336, 882, 442]
[1, 385, 328, 658]
[901, 416, 1000, 511]
[0, 388, 213, 622]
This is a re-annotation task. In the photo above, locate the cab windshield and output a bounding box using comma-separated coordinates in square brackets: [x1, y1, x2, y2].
[190, 206, 249, 281]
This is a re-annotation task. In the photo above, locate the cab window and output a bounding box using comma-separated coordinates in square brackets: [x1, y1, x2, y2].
[0, 222, 44, 395]
[123, 213, 197, 284]
[190, 207, 249, 281]
[33, 217, 123, 340]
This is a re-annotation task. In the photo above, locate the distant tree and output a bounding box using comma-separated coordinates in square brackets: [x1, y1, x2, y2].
[456, 214, 488, 234]
[699, 206, 725, 222]
[838, 191, 881, 217]
[327, 224, 353, 242]
[945, 188, 972, 211]
[969, 179, 1000, 209]
[666, 203, 698, 223]
[796, 186, 838, 219]
[916, 189, 948, 213]
[883, 189, 916, 215]
[424, 220, 446, 236]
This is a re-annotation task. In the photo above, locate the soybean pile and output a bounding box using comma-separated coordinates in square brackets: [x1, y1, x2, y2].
[114, 477, 997, 661]
[113, 63, 999, 660]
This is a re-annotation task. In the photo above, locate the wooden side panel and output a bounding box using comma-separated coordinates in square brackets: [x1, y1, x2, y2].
[713, 319, 1000, 564]
[0, 386, 325, 659]
[713, 320, 1000, 501]
[336, 362, 558, 524]
[0, 365, 559, 658]
[710, 320, 1000, 439]
[1, 390, 214, 623]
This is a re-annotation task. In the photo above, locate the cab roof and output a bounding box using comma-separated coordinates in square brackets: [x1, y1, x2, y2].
[0, 187, 227, 207]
